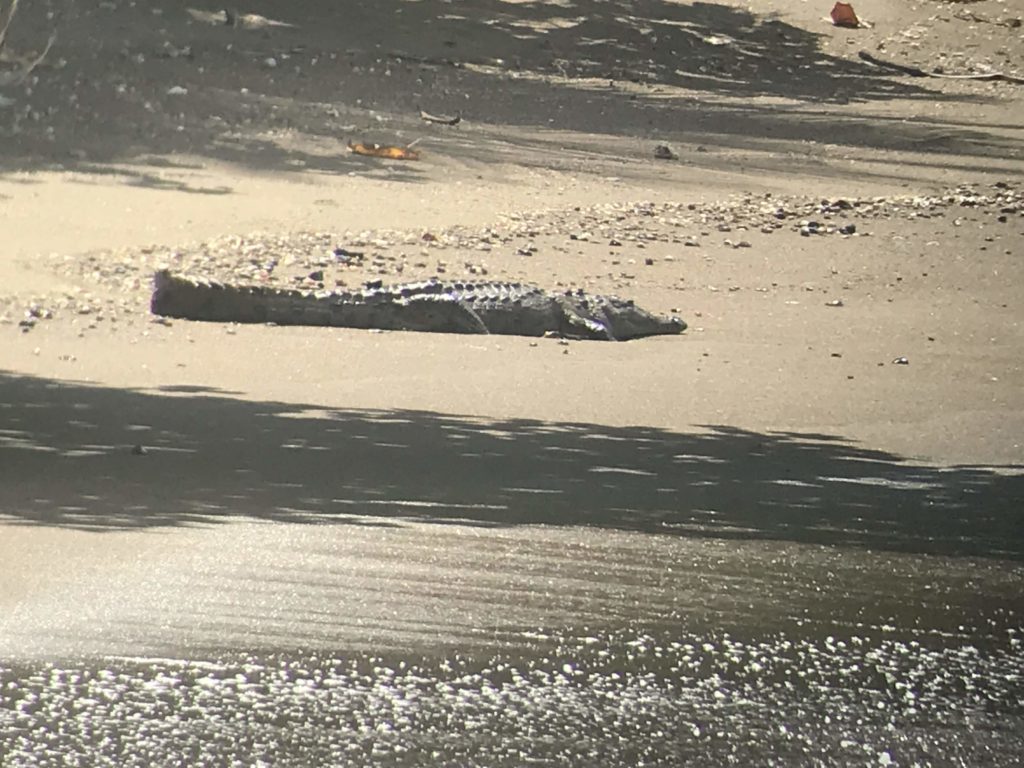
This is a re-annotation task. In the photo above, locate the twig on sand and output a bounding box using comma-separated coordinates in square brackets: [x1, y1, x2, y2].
[859, 50, 1024, 85]
[419, 109, 461, 126]
[0, 31, 55, 87]
[186, 7, 296, 30]
[1, 0, 57, 89]
[0, 0, 21, 54]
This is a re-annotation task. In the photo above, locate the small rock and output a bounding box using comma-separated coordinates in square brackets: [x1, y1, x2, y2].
[825, 299, 844, 307]
[334, 247, 364, 263]
[892, 357, 909, 365]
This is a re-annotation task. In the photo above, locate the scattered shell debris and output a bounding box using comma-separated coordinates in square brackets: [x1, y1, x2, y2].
[5, 181, 1019, 333]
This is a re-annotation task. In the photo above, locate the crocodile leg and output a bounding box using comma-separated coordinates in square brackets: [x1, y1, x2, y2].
[556, 299, 615, 341]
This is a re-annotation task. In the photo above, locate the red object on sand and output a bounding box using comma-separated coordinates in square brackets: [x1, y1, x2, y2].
[831, 2, 860, 28]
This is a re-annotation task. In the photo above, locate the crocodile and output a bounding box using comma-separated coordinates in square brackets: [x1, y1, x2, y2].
[150, 270, 686, 341]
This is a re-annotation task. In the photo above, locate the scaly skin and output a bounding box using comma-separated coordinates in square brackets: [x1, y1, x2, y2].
[151, 271, 686, 341]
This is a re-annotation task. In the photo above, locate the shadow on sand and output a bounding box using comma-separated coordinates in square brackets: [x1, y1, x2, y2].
[0, 1, 1019, 184]
[2, 370, 1021, 560]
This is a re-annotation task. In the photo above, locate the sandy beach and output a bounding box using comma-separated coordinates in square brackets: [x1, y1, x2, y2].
[1, 1, 1022, 763]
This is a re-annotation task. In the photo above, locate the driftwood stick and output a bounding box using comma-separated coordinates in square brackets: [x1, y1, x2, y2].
[0, 31, 55, 86]
[0, 0, 20, 54]
[859, 50, 1024, 85]
[420, 109, 461, 126]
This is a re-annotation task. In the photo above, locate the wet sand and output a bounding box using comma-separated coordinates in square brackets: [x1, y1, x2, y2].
[1, 0, 1023, 763]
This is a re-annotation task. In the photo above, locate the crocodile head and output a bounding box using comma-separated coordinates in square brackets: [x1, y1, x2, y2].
[594, 298, 687, 341]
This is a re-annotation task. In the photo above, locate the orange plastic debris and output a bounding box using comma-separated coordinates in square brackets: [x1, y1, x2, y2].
[347, 141, 421, 160]
[831, 2, 860, 28]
